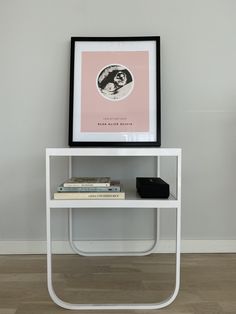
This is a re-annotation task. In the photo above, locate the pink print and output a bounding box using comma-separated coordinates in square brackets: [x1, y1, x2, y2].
[80, 51, 149, 132]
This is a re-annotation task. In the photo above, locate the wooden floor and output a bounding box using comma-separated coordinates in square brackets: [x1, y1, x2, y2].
[0, 253, 236, 314]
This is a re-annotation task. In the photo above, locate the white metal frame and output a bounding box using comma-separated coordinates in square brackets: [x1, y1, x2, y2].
[46, 147, 181, 310]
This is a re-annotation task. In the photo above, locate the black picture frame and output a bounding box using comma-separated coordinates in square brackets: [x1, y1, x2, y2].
[69, 36, 161, 147]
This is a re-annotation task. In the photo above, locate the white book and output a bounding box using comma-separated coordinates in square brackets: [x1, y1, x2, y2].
[63, 177, 110, 187]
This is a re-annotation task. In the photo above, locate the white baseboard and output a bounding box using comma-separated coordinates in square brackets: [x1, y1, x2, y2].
[1, 239, 236, 254]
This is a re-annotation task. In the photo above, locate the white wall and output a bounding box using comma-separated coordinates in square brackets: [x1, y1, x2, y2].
[0, 0, 236, 252]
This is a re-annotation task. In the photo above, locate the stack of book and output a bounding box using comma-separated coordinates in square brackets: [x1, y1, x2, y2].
[54, 177, 125, 200]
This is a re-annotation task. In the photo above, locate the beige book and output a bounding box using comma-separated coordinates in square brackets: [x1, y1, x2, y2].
[54, 191, 125, 200]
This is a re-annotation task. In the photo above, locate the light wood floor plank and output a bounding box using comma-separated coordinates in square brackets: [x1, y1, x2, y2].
[0, 254, 235, 313]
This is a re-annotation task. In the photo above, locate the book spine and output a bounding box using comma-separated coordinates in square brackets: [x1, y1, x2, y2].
[54, 192, 125, 200]
[63, 183, 110, 187]
[58, 186, 120, 192]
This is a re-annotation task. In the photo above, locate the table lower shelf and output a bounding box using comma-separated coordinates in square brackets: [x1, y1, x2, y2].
[48, 192, 179, 208]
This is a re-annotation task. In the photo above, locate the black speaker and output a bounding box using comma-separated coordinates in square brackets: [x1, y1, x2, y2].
[136, 177, 170, 198]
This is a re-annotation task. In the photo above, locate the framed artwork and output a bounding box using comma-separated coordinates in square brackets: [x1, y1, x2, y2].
[68, 36, 161, 147]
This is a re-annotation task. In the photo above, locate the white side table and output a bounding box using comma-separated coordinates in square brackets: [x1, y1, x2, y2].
[46, 147, 182, 310]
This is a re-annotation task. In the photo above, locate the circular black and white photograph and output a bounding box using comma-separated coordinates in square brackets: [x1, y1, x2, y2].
[97, 64, 134, 101]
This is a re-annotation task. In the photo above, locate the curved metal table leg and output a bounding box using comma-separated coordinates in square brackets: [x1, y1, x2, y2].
[47, 206, 181, 310]
[68, 156, 161, 256]
[68, 207, 160, 256]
